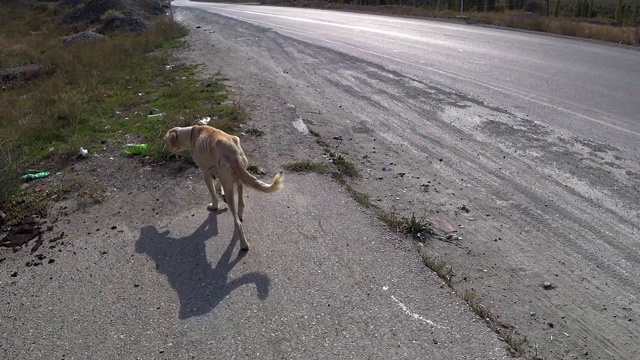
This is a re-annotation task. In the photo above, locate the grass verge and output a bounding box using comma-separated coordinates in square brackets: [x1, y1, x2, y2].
[284, 160, 330, 174]
[0, 4, 244, 226]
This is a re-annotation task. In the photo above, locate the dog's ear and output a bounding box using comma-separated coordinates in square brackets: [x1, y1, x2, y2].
[166, 129, 179, 149]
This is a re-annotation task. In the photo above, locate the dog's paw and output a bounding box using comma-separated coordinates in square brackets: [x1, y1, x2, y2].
[207, 203, 218, 211]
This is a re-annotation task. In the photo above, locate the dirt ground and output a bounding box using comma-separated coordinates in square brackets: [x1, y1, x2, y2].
[169, 7, 640, 360]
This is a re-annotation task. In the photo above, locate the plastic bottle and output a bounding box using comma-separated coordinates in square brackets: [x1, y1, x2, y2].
[22, 171, 50, 181]
[123, 144, 148, 155]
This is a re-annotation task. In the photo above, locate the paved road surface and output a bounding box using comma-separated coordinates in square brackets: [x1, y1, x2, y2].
[170, 4, 640, 359]
[175, 0, 640, 159]
[0, 164, 508, 359]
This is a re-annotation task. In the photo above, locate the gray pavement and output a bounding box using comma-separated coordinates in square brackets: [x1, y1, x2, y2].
[0, 173, 508, 359]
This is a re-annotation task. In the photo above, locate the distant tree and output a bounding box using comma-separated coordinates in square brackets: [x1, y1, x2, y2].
[615, 0, 624, 25]
[573, 0, 582, 17]
[631, 5, 639, 25]
[485, 0, 495, 11]
[553, 0, 560, 16]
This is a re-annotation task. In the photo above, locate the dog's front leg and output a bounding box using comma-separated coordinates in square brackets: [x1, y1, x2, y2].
[203, 173, 219, 211]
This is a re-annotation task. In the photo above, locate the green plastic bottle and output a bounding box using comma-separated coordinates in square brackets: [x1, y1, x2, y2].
[22, 171, 50, 181]
[123, 144, 148, 155]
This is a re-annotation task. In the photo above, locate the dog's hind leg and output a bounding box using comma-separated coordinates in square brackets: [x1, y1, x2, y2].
[220, 175, 248, 250]
[203, 172, 219, 211]
[237, 181, 244, 223]
[216, 180, 226, 204]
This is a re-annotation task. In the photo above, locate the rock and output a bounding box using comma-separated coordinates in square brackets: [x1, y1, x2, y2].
[458, 204, 470, 213]
[542, 282, 556, 290]
[62, 31, 105, 48]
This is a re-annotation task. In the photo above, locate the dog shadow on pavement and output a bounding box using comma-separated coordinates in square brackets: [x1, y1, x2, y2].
[135, 212, 270, 319]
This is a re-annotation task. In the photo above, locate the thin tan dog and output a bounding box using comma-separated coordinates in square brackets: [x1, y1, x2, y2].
[164, 125, 284, 250]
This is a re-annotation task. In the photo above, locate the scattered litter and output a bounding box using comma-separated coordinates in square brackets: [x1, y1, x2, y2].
[197, 117, 211, 125]
[165, 64, 175, 70]
[292, 118, 309, 135]
[147, 113, 164, 120]
[123, 144, 148, 156]
[78, 147, 88, 157]
[458, 204, 471, 213]
[22, 171, 50, 182]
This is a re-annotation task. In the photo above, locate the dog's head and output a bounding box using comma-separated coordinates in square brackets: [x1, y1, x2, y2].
[163, 127, 189, 153]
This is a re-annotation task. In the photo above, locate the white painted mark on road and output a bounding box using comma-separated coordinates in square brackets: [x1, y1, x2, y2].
[389, 294, 442, 328]
[391, 295, 441, 328]
[292, 117, 309, 135]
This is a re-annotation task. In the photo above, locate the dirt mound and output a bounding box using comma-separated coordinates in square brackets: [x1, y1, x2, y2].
[0, 63, 49, 90]
[61, 0, 164, 28]
[98, 11, 150, 33]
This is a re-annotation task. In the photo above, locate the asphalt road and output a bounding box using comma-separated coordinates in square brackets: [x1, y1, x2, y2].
[169, 4, 640, 359]
[174, 0, 640, 159]
[0, 167, 508, 359]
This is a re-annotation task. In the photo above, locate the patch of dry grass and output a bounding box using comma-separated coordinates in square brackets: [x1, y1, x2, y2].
[472, 10, 639, 44]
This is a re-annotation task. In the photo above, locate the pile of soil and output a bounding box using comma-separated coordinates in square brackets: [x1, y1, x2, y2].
[0, 64, 49, 90]
[61, 0, 164, 33]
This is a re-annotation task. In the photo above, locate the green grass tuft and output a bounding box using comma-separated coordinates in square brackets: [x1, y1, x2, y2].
[284, 160, 330, 174]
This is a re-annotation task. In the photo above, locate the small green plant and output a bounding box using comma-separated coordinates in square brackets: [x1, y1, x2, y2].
[245, 127, 265, 137]
[247, 164, 266, 175]
[284, 161, 329, 174]
[328, 152, 358, 177]
[463, 289, 495, 321]
[400, 212, 433, 241]
[377, 210, 405, 231]
[325, 173, 370, 209]
[503, 334, 529, 355]
[316, 138, 330, 147]
[424, 256, 455, 287]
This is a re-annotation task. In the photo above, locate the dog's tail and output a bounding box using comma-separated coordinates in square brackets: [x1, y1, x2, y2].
[234, 158, 284, 193]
